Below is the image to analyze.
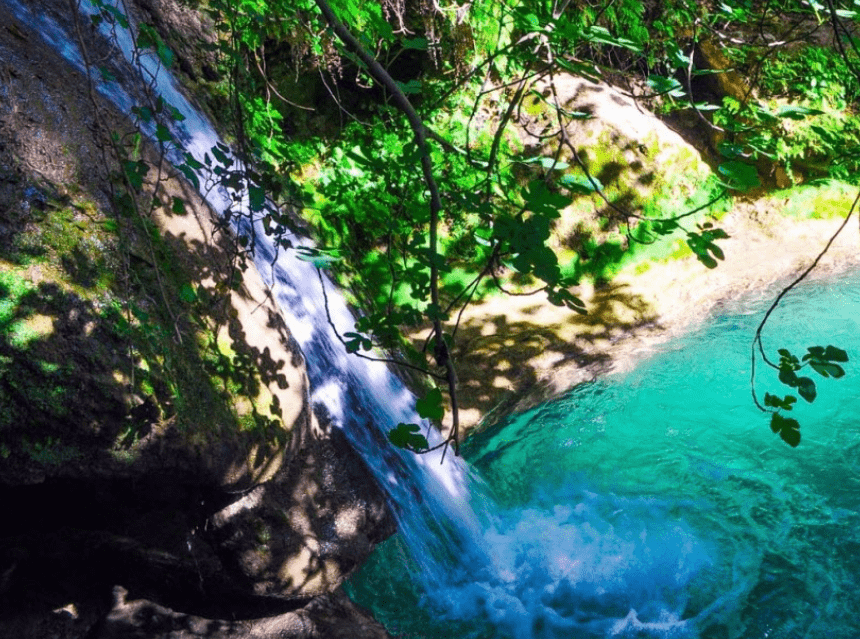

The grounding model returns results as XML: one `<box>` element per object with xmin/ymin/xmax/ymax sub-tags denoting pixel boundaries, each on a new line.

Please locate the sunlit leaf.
<box><xmin>520</xmin><ymin>156</ymin><xmax>570</xmax><ymax>170</ymax></box>
<box><xmin>559</xmin><ymin>173</ymin><xmax>602</xmax><ymax>194</ymax></box>
<box><xmin>777</xmin><ymin>105</ymin><xmax>824</xmax><ymax>120</ymax></box>
<box><xmin>647</xmin><ymin>75</ymin><xmax>686</xmax><ymax>98</ymax></box>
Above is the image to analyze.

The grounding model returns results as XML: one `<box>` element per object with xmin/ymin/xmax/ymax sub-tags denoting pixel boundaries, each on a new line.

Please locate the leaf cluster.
<box><xmin>763</xmin><ymin>345</ymin><xmax>848</xmax><ymax>446</ymax></box>
<box><xmin>102</xmin><ymin>0</ymin><xmax>860</xmax><ymax>453</ymax></box>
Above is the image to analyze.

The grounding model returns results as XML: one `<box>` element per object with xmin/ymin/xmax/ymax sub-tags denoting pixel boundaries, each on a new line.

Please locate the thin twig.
<box><xmin>750</xmin><ymin>189</ymin><xmax>860</xmax><ymax>411</ymax></box>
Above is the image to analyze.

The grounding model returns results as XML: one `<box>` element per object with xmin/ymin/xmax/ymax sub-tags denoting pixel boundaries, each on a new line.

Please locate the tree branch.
<box><xmin>313</xmin><ymin>0</ymin><xmax>461</xmax><ymax>454</ymax></box>
<box><xmin>750</xmin><ymin>189</ymin><xmax>860</xmax><ymax>411</ymax></box>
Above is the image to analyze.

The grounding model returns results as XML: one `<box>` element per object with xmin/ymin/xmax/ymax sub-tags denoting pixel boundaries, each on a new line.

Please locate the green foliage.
<box><xmin>770</xmin><ymin>412</ymin><xmax>801</xmax><ymax>447</ymax></box>
<box><xmin>88</xmin><ymin>0</ymin><xmax>859</xmax><ymax>450</ymax></box>
<box><xmin>137</xmin><ymin>23</ymin><xmax>175</xmax><ymax>68</ymax></box>
<box><xmin>757</xmin><ymin>45</ymin><xmax>860</xmax><ymax>108</ymax></box>
<box><xmin>388</xmin><ymin>423</ymin><xmax>429</xmax><ymax>452</ymax></box>
<box><xmin>761</xmin><ymin>345</ymin><xmax>849</xmax><ymax>446</ymax></box>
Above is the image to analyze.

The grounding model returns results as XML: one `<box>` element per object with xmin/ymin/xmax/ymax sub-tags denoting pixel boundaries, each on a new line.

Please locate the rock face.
<box><xmin>0</xmin><ymin>1</ymin><xmax>394</xmax><ymax>637</ymax></box>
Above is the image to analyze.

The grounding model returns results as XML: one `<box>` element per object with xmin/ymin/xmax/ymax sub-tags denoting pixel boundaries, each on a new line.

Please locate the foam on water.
<box><xmin>347</xmin><ymin>269</ymin><xmax>860</xmax><ymax>638</ymax></box>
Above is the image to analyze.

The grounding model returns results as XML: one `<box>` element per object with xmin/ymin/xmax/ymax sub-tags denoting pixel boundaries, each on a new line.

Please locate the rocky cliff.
<box><xmin>0</xmin><ymin>1</ymin><xmax>394</xmax><ymax>636</ymax></box>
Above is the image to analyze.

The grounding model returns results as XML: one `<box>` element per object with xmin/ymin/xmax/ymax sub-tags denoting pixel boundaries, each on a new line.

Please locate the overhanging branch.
<box><xmin>313</xmin><ymin>0</ymin><xmax>461</xmax><ymax>454</ymax></box>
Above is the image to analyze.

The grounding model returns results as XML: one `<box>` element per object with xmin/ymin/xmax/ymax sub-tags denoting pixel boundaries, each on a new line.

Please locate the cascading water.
<box><xmin>6</xmin><ymin>0</ymin><xmax>491</xmax><ymax>598</ymax></box>
<box><xmin>12</xmin><ymin>3</ymin><xmax>860</xmax><ymax>637</ymax></box>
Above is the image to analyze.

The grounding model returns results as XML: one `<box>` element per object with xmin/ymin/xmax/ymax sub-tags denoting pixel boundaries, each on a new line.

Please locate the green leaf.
<box><xmin>717</xmin><ymin>161</ymin><xmax>760</xmax><ymax>191</ymax></box>
<box><xmin>396</xmin><ymin>79</ymin><xmax>422</xmax><ymax>95</ymax></box>
<box><xmin>824</xmin><ymin>345</ymin><xmax>849</xmax><ymax>362</ymax></box>
<box><xmin>796</xmin><ymin>376</ymin><xmax>817</xmax><ymax>403</ymax></box>
<box><xmin>647</xmin><ymin>75</ymin><xmax>686</xmax><ymax>98</ymax></box>
<box><xmin>780</xmin><ymin>425</ymin><xmax>801</xmax><ymax>447</ymax></box>
<box><xmin>98</xmin><ymin>66</ymin><xmax>117</xmax><ymax>83</ymax></box>
<box><xmin>132</xmin><ymin>105</ymin><xmax>153</xmax><ymax>123</ymax></box>
<box><xmin>776</xmin><ymin>105</ymin><xmax>824</xmax><ymax>120</ymax></box>
<box><xmin>179</xmin><ymin>283</ymin><xmax>197</xmax><ymax>303</ymax></box>
<box><xmin>168</xmin><ymin>106</ymin><xmax>185</xmax><ymax>123</ymax></box>
<box><xmin>520</xmin><ymin>156</ymin><xmax>570</xmax><ymax>170</ymax></box>
<box><xmin>249</xmin><ymin>185</ymin><xmax>266</xmax><ymax>212</ymax></box>
<box><xmin>764</xmin><ymin>393</ymin><xmax>797</xmax><ymax>410</ymax></box>
<box><xmin>388</xmin><ymin>423</ymin><xmax>429</xmax><ymax>451</ymax></box>
<box><xmin>295</xmin><ymin>247</ymin><xmax>340</xmax><ymax>267</ymax></box>
<box><xmin>770</xmin><ymin>413</ymin><xmax>801</xmax><ymax>447</ymax></box>
<box><xmin>183</xmin><ymin>153</ymin><xmax>204</xmax><ymax>170</ymax></box>
<box><xmin>779</xmin><ymin>366</ymin><xmax>799</xmax><ymax>386</ymax></box>
<box><xmin>155</xmin><ymin>123</ymin><xmax>172</xmax><ymax>143</ymax></box>
<box><xmin>211</xmin><ymin>145</ymin><xmax>233</xmax><ymax>168</ymax></box>
<box><xmin>122</xmin><ymin>160</ymin><xmax>148</xmax><ymax>191</ymax></box>
<box><xmin>171</xmin><ymin>197</ymin><xmax>186</xmax><ymax>214</ymax></box>
<box><xmin>559</xmin><ymin>173</ymin><xmax>602</xmax><ymax>194</ymax></box>
<box><xmin>178</xmin><ymin>163</ymin><xmax>200</xmax><ymax>190</ymax></box>
<box><xmin>156</xmin><ymin>40</ymin><xmax>174</xmax><ymax>68</ymax></box>
<box><xmin>402</xmin><ymin>36</ymin><xmax>428</xmax><ymax>50</ymax></box>
<box><xmin>717</xmin><ymin>142</ymin><xmax>746</xmax><ymax>160</ymax></box>
<box><xmin>138</xmin><ymin>23</ymin><xmax>174</xmax><ymax>68</ymax></box>
<box><xmin>809</xmin><ymin>361</ymin><xmax>845</xmax><ymax>378</ymax></box>
<box><xmin>584</xmin><ymin>25</ymin><xmax>641</xmax><ymax>52</ymax></box>
<box><xmin>416</xmin><ymin>388</ymin><xmax>444</xmax><ymax>421</ymax></box>
<box><xmin>803</xmin><ymin>344</ymin><xmax>848</xmax><ymax>377</ymax></box>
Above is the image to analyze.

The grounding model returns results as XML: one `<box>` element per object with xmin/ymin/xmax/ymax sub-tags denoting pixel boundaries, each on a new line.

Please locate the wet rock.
<box><xmin>96</xmin><ymin>586</ymin><xmax>391</xmax><ymax>639</ymax></box>
<box><xmin>0</xmin><ymin>2</ymin><xmax>396</xmax><ymax>637</ymax></box>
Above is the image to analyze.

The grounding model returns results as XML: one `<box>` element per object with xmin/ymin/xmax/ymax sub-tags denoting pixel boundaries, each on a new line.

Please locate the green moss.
<box><xmin>778</xmin><ymin>180</ymin><xmax>857</xmax><ymax>220</ymax></box>
<box><xmin>0</xmin><ymin>271</ymin><xmax>33</xmax><ymax>323</ymax></box>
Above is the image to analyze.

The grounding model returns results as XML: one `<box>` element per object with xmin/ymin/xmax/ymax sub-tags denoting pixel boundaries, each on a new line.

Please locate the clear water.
<box><xmin>347</xmin><ymin>270</ymin><xmax>860</xmax><ymax>639</ymax></box>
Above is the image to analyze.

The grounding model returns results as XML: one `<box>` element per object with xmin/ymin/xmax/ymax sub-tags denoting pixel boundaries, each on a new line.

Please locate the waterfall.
<box><xmin>9</xmin><ymin>4</ymin><xmax>787</xmax><ymax>637</ymax></box>
<box><xmin>8</xmin><ymin>0</ymin><xmax>491</xmax><ymax>599</ymax></box>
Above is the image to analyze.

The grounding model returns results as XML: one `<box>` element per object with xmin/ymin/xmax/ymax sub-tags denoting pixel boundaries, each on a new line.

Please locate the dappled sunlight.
<box><xmin>435</xmin><ymin>279</ymin><xmax>661</xmax><ymax>430</ymax></box>
<box><xmin>437</xmin><ymin>181</ymin><xmax>860</xmax><ymax>437</ymax></box>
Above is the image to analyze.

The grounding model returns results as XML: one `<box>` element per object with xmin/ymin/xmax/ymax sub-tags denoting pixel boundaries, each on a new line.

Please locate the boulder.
<box><xmin>0</xmin><ymin>2</ymin><xmax>394</xmax><ymax>637</ymax></box>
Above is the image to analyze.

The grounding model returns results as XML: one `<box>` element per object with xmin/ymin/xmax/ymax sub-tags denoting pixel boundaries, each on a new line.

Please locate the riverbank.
<box><xmin>448</xmin><ymin>186</ymin><xmax>860</xmax><ymax>436</ymax></box>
